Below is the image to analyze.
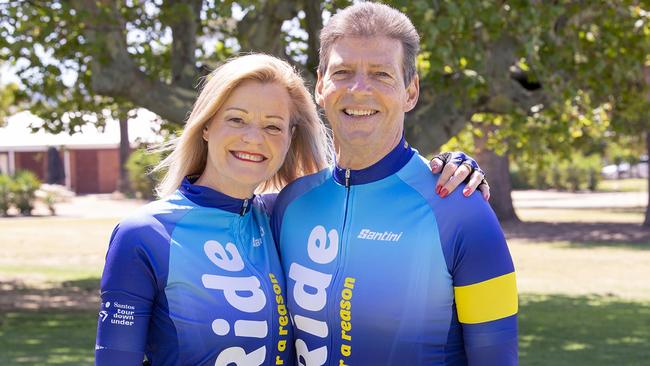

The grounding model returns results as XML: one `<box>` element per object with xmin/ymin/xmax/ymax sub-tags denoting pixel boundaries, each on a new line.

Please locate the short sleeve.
<box><xmin>95</xmin><ymin>222</ymin><xmax>158</xmax><ymax>365</ymax></box>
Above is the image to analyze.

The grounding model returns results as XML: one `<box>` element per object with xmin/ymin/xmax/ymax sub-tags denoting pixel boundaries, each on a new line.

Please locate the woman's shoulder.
<box><xmin>112</xmin><ymin>192</ymin><xmax>194</xmax><ymax>242</ymax></box>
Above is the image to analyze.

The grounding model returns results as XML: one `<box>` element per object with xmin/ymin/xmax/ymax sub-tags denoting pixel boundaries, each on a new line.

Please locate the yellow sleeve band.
<box><xmin>454</xmin><ymin>272</ymin><xmax>518</xmax><ymax>324</ymax></box>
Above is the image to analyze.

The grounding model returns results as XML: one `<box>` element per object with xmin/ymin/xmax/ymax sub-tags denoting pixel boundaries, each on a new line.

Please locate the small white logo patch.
<box><xmin>357</xmin><ymin>229</ymin><xmax>402</xmax><ymax>242</ymax></box>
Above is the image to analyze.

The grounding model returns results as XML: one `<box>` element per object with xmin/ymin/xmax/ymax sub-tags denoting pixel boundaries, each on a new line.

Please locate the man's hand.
<box><xmin>429</xmin><ymin>152</ymin><xmax>490</xmax><ymax>200</ymax></box>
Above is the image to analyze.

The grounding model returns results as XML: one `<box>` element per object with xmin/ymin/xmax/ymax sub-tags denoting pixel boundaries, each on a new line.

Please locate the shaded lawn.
<box><xmin>519</xmin><ymin>294</ymin><xmax>650</xmax><ymax>366</ymax></box>
<box><xmin>1</xmin><ymin>295</ymin><xmax>648</xmax><ymax>365</ymax></box>
<box><xmin>0</xmin><ymin>311</ymin><xmax>97</xmax><ymax>365</ymax></box>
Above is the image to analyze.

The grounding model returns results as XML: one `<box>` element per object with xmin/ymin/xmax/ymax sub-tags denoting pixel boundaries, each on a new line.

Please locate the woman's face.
<box><xmin>201</xmin><ymin>80</ymin><xmax>293</xmax><ymax>196</ymax></box>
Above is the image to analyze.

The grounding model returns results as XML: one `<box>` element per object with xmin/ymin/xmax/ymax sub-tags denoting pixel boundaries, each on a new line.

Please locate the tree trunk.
<box><xmin>643</xmin><ymin>66</ymin><xmax>650</xmax><ymax>226</ymax></box>
<box><xmin>643</xmin><ymin>131</ymin><xmax>650</xmax><ymax>227</ymax></box>
<box><xmin>474</xmin><ymin>124</ymin><xmax>520</xmax><ymax>222</ymax></box>
<box><xmin>117</xmin><ymin>115</ymin><xmax>131</xmax><ymax>194</ymax></box>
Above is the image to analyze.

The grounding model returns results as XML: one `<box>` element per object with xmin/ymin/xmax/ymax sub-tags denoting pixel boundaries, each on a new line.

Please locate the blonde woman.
<box><xmin>94</xmin><ymin>54</ymin><xmax>484</xmax><ymax>366</ymax></box>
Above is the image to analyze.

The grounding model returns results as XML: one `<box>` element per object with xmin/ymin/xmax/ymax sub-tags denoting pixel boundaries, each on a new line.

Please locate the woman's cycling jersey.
<box><xmin>271</xmin><ymin>138</ymin><xmax>518</xmax><ymax>366</ymax></box>
<box><xmin>95</xmin><ymin>178</ymin><xmax>293</xmax><ymax>366</ymax></box>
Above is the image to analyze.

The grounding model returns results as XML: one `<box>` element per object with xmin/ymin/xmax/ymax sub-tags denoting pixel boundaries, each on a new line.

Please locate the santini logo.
<box><xmin>357</xmin><ymin>229</ymin><xmax>403</xmax><ymax>242</ymax></box>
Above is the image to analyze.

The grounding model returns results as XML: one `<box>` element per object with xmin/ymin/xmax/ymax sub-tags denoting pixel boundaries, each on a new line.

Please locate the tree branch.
<box><xmin>73</xmin><ymin>0</ymin><xmax>195</xmax><ymax>124</ymax></box>
<box><xmin>237</xmin><ymin>0</ymin><xmax>297</xmax><ymax>57</ymax></box>
<box><xmin>405</xmin><ymin>78</ymin><xmax>476</xmax><ymax>154</ymax></box>
<box><xmin>302</xmin><ymin>0</ymin><xmax>322</xmax><ymax>79</ymax></box>
<box><xmin>164</xmin><ymin>0</ymin><xmax>202</xmax><ymax>89</ymax></box>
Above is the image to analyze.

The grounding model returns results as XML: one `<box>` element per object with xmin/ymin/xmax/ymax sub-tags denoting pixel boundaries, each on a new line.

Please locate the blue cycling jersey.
<box><xmin>272</xmin><ymin>138</ymin><xmax>518</xmax><ymax>366</ymax></box>
<box><xmin>95</xmin><ymin>178</ymin><xmax>293</xmax><ymax>366</ymax></box>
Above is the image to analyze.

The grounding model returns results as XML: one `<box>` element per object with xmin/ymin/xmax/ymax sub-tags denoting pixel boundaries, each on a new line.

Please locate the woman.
<box><xmin>95</xmin><ymin>54</ymin><xmax>484</xmax><ymax>365</ymax></box>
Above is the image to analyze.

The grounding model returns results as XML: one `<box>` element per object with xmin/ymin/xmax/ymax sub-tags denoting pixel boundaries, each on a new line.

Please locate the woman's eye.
<box><xmin>265</xmin><ymin>125</ymin><xmax>283</xmax><ymax>135</ymax></box>
<box><xmin>375</xmin><ymin>71</ymin><xmax>391</xmax><ymax>78</ymax></box>
<box><xmin>333</xmin><ymin>69</ymin><xmax>350</xmax><ymax>76</ymax></box>
<box><xmin>227</xmin><ymin>117</ymin><xmax>245</xmax><ymax>125</ymax></box>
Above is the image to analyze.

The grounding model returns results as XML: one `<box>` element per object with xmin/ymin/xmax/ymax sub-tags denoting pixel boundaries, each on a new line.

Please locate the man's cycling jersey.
<box><xmin>271</xmin><ymin>138</ymin><xmax>518</xmax><ymax>366</ymax></box>
<box><xmin>95</xmin><ymin>178</ymin><xmax>293</xmax><ymax>366</ymax></box>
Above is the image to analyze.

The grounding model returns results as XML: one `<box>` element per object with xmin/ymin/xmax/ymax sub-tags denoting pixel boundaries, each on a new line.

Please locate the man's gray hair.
<box><xmin>318</xmin><ymin>2</ymin><xmax>420</xmax><ymax>86</ymax></box>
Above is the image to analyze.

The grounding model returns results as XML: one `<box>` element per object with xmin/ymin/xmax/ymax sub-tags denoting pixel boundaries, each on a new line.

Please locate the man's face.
<box><xmin>315</xmin><ymin>36</ymin><xmax>419</xmax><ymax>154</ymax></box>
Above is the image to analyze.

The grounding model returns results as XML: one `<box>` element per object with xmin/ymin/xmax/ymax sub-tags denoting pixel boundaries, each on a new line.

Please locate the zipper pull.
<box><xmin>345</xmin><ymin>169</ymin><xmax>351</xmax><ymax>188</ymax></box>
<box><xmin>240</xmin><ymin>198</ymin><xmax>249</xmax><ymax>216</ymax></box>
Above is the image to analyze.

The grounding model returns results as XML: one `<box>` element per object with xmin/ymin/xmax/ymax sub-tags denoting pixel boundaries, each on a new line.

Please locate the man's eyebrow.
<box><xmin>369</xmin><ymin>63</ymin><xmax>396</xmax><ymax>69</ymax></box>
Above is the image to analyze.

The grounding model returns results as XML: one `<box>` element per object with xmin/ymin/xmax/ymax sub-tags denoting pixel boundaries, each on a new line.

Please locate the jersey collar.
<box><xmin>333</xmin><ymin>135</ymin><xmax>415</xmax><ymax>186</ymax></box>
<box><xmin>179</xmin><ymin>176</ymin><xmax>254</xmax><ymax>214</ymax></box>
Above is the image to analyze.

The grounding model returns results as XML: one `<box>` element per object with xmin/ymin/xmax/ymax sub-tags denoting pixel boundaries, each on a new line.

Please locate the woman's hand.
<box><xmin>429</xmin><ymin>151</ymin><xmax>490</xmax><ymax>200</ymax></box>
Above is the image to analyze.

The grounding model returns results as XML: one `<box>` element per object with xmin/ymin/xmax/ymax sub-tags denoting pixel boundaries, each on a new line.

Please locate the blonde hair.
<box><xmin>154</xmin><ymin>54</ymin><xmax>333</xmax><ymax>197</ymax></box>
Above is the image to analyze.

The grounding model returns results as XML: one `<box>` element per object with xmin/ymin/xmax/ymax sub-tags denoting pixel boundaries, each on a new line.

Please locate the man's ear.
<box><xmin>404</xmin><ymin>74</ymin><xmax>419</xmax><ymax>113</ymax></box>
<box><xmin>315</xmin><ymin>69</ymin><xmax>325</xmax><ymax>108</ymax></box>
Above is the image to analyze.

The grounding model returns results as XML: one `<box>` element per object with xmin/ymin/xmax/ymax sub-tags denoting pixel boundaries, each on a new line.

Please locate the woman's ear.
<box><xmin>202</xmin><ymin>125</ymin><xmax>209</xmax><ymax>142</ymax></box>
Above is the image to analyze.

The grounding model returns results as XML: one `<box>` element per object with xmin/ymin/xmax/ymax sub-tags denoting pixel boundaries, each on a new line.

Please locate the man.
<box><xmin>272</xmin><ymin>3</ymin><xmax>518</xmax><ymax>365</ymax></box>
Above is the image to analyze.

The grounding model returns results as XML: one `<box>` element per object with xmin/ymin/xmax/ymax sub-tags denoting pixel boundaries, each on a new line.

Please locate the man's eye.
<box><xmin>333</xmin><ymin>70</ymin><xmax>350</xmax><ymax>76</ymax></box>
<box><xmin>374</xmin><ymin>71</ymin><xmax>391</xmax><ymax>78</ymax></box>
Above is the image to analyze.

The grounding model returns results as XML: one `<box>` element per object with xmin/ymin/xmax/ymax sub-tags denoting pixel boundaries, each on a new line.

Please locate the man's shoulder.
<box><xmin>271</xmin><ymin>167</ymin><xmax>332</xmax><ymax>232</ymax></box>
<box><xmin>277</xmin><ymin>167</ymin><xmax>332</xmax><ymax>205</ymax></box>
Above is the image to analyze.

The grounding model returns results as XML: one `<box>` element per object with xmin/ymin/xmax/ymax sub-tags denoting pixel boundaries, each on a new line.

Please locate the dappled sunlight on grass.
<box><xmin>0</xmin><ymin>311</ymin><xmax>97</xmax><ymax>365</ymax></box>
<box><xmin>520</xmin><ymin>294</ymin><xmax>650</xmax><ymax>365</ymax></box>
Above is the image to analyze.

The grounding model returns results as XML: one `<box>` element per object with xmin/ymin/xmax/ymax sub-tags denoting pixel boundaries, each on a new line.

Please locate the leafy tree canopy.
<box><xmin>0</xmin><ymin>0</ymin><xmax>648</xmax><ymax>154</ymax></box>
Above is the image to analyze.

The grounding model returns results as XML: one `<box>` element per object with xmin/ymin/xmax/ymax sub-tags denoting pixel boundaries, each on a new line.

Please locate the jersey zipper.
<box><xmin>328</xmin><ymin>168</ymin><xmax>352</xmax><ymax>364</ymax></box>
<box><xmin>234</xmin><ymin>201</ymin><xmax>276</xmax><ymax>362</ymax></box>
<box><xmin>239</xmin><ymin>198</ymin><xmax>249</xmax><ymax>216</ymax></box>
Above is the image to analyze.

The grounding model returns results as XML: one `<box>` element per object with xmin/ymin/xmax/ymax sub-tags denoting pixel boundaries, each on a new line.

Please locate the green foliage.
<box><xmin>511</xmin><ymin>153</ymin><xmax>602</xmax><ymax>192</ymax></box>
<box><xmin>0</xmin><ymin>82</ymin><xmax>22</xmax><ymax>126</ymax></box>
<box><xmin>10</xmin><ymin>170</ymin><xmax>42</xmax><ymax>215</ymax></box>
<box><xmin>126</xmin><ymin>148</ymin><xmax>163</xmax><ymax>200</ymax></box>
<box><xmin>0</xmin><ymin>174</ymin><xmax>11</xmax><ymax>215</ymax></box>
<box><xmin>1</xmin><ymin>0</ymin><xmax>649</xmax><ymax>165</ymax></box>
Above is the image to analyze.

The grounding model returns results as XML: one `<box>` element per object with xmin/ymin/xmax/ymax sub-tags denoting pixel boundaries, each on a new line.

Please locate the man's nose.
<box><xmin>349</xmin><ymin>73</ymin><xmax>372</xmax><ymax>94</ymax></box>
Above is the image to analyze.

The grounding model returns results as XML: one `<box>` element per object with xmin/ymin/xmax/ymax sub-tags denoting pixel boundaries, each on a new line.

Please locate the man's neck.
<box><xmin>336</xmin><ymin>134</ymin><xmax>402</xmax><ymax>170</ymax></box>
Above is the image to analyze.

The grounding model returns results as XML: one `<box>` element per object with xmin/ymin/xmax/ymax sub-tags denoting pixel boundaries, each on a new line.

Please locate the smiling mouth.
<box><xmin>343</xmin><ymin>108</ymin><xmax>379</xmax><ymax>117</ymax></box>
<box><xmin>230</xmin><ymin>151</ymin><xmax>267</xmax><ymax>162</ymax></box>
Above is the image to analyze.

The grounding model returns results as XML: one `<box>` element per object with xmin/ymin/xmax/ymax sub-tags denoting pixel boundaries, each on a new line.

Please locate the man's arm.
<box><xmin>437</xmin><ymin>192</ymin><xmax>518</xmax><ymax>365</ymax></box>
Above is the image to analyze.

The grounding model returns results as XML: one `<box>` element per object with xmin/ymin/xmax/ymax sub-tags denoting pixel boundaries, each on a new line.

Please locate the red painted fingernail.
<box><xmin>440</xmin><ymin>188</ymin><xmax>449</xmax><ymax>197</ymax></box>
<box><xmin>463</xmin><ymin>188</ymin><xmax>470</xmax><ymax>196</ymax></box>
<box><xmin>435</xmin><ymin>185</ymin><xmax>441</xmax><ymax>195</ymax></box>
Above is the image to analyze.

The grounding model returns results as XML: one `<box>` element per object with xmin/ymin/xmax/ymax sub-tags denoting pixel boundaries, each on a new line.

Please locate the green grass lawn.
<box><xmin>516</xmin><ymin>206</ymin><xmax>645</xmax><ymax>223</ymax></box>
<box><xmin>519</xmin><ymin>294</ymin><xmax>650</xmax><ymax>365</ymax></box>
<box><xmin>1</xmin><ymin>295</ymin><xmax>648</xmax><ymax>366</ymax></box>
<box><xmin>597</xmin><ymin>178</ymin><xmax>647</xmax><ymax>192</ymax></box>
<box><xmin>0</xmin><ymin>311</ymin><xmax>97</xmax><ymax>365</ymax></box>
<box><xmin>0</xmin><ymin>217</ymin><xmax>116</xmax><ymax>283</ymax></box>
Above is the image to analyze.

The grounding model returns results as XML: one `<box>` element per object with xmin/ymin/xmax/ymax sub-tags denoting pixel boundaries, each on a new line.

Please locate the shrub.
<box><xmin>0</xmin><ymin>174</ymin><xmax>12</xmax><ymax>216</ymax></box>
<box><xmin>126</xmin><ymin>148</ymin><xmax>163</xmax><ymax>200</ymax></box>
<box><xmin>510</xmin><ymin>153</ymin><xmax>602</xmax><ymax>191</ymax></box>
<box><xmin>10</xmin><ymin>170</ymin><xmax>41</xmax><ymax>215</ymax></box>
